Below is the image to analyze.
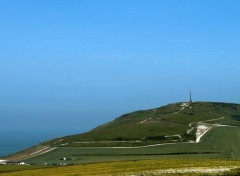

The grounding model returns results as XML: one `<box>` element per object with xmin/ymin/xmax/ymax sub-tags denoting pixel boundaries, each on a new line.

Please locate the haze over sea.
<box><xmin>1</xmin><ymin>1</ymin><xmax>240</xmax><ymax>157</ymax></box>
<box><xmin>0</xmin><ymin>129</ymin><xmax>86</xmax><ymax>157</ymax></box>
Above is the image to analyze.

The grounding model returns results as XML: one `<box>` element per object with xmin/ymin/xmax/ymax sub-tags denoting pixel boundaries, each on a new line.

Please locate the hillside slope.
<box><xmin>48</xmin><ymin>102</ymin><xmax>240</xmax><ymax>147</ymax></box>
<box><xmin>5</xmin><ymin>101</ymin><xmax>240</xmax><ymax>162</ymax></box>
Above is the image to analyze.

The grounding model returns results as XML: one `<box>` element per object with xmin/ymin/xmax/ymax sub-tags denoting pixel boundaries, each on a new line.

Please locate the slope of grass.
<box><xmin>49</xmin><ymin>102</ymin><xmax>240</xmax><ymax>147</ymax></box>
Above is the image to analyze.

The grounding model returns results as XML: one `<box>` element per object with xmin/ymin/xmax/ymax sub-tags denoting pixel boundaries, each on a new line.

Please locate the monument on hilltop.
<box><xmin>189</xmin><ymin>91</ymin><xmax>192</xmax><ymax>103</ymax></box>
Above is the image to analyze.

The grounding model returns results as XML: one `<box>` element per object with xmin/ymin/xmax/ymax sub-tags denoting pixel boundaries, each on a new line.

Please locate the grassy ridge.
<box><xmin>1</xmin><ymin>159</ymin><xmax>240</xmax><ymax>176</ymax></box>
<box><xmin>50</xmin><ymin>102</ymin><xmax>240</xmax><ymax>147</ymax></box>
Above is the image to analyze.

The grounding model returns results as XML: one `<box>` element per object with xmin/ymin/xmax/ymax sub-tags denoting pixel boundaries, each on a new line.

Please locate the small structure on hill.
<box><xmin>18</xmin><ymin>162</ymin><xmax>27</xmax><ymax>165</ymax></box>
<box><xmin>189</xmin><ymin>91</ymin><xmax>192</xmax><ymax>103</ymax></box>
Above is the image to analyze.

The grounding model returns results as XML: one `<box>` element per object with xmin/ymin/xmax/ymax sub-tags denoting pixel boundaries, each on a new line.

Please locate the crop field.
<box><xmin>1</xmin><ymin>159</ymin><xmax>240</xmax><ymax>176</ymax></box>
<box><xmin>0</xmin><ymin>165</ymin><xmax>49</xmax><ymax>174</ymax></box>
<box><xmin>23</xmin><ymin>126</ymin><xmax>240</xmax><ymax>164</ymax></box>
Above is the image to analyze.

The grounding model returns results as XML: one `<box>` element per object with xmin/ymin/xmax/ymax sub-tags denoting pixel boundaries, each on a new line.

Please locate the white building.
<box><xmin>18</xmin><ymin>162</ymin><xmax>26</xmax><ymax>165</ymax></box>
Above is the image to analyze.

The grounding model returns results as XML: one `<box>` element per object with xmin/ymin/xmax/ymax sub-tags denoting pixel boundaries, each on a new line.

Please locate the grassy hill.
<box><xmin>48</xmin><ymin>102</ymin><xmax>240</xmax><ymax>147</ymax></box>
<box><xmin>5</xmin><ymin>101</ymin><xmax>240</xmax><ymax>163</ymax></box>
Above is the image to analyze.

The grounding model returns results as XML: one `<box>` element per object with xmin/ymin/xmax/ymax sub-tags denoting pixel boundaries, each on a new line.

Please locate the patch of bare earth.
<box><xmin>124</xmin><ymin>166</ymin><xmax>239</xmax><ymax>176</ymax></box>
<box><xmin>5</xmin><ymin>145</ymin><xmax>55</xmax><ymax>161</ymax></box>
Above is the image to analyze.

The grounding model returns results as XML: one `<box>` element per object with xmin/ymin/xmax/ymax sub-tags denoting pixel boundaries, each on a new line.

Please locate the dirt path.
<box><xmin>6</xmin><ymin>146</ymin><xmax>56</xmax><ymax>161</ymax></box>
<box><xmin>174</xmin><ymin>103</ymin><xmax>192</xmax><ymax>114</ymax></box>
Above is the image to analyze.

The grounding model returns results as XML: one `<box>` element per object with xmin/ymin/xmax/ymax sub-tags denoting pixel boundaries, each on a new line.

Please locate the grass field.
<box><xmin>0</xmin><ymin>165</ymin><xmax>50</xmax><ymax>174</ymax></box>
<box><xmin>23</xmin><ymin>126</ymin><xmax>240</xmax><ymax>165</ymax></box>
<box><xmin>1</xmin><ymin>159</ymin><xmax>240</xmax><ymax>176</ymax></box>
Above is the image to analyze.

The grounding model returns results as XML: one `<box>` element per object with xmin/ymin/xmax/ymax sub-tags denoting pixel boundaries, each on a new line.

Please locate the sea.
<box><xmin>0</xmin><ymin>129</ymin><xmax>81</xmax><ymax>158</ymax></box>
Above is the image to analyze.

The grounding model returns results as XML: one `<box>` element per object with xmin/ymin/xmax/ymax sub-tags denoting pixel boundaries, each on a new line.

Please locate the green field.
<box><xmin>0</xmin><ymin>165</ymin><xmax>50</xmax><ymax>174</ymax></box>
<box><xmin>23</xmin><ymin>126</ymin><xmax>240</xmax><ymax>164</ymax></box>
<box><xmin>1</xmin><ymin>159</ymin><xmax>240</xmax><ymax>176</ymax></box>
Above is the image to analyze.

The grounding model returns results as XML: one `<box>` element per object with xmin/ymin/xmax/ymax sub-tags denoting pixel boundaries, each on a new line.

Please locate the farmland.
<box><xmin>1</xmin><ymin>159</ymin><xmax>240</xmax><ymax>176</ymax></box>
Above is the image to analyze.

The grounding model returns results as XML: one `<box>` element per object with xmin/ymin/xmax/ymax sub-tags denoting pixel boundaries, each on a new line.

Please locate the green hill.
<box><xmin>6</xmin><ymin>101</ymin><xmax>240</xmax><ymax>163</ymax></box>
<box><xmin>47</xmin><ymin>102</ymin><xmax>240</xmax><ymax>147</ymax></box>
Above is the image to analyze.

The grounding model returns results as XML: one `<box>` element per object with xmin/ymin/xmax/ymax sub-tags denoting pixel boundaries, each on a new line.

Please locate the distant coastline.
<box><xmin>0</xmin><ymin>129</ymin><xmax>80</xmax><ymax>157</ymax></box>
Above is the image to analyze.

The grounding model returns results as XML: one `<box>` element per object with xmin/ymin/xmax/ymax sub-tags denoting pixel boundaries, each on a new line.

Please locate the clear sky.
<box><xmin>1</xmin><ymin>0</ymin><xmax>240</xmax><ymax>137</ymax></box>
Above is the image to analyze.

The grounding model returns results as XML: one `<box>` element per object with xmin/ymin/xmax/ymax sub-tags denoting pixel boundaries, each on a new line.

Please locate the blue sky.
<box><xmin>0</xmin><ymin>0</ymin><xmax>240</xmax><ymax>138</ymax></box>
